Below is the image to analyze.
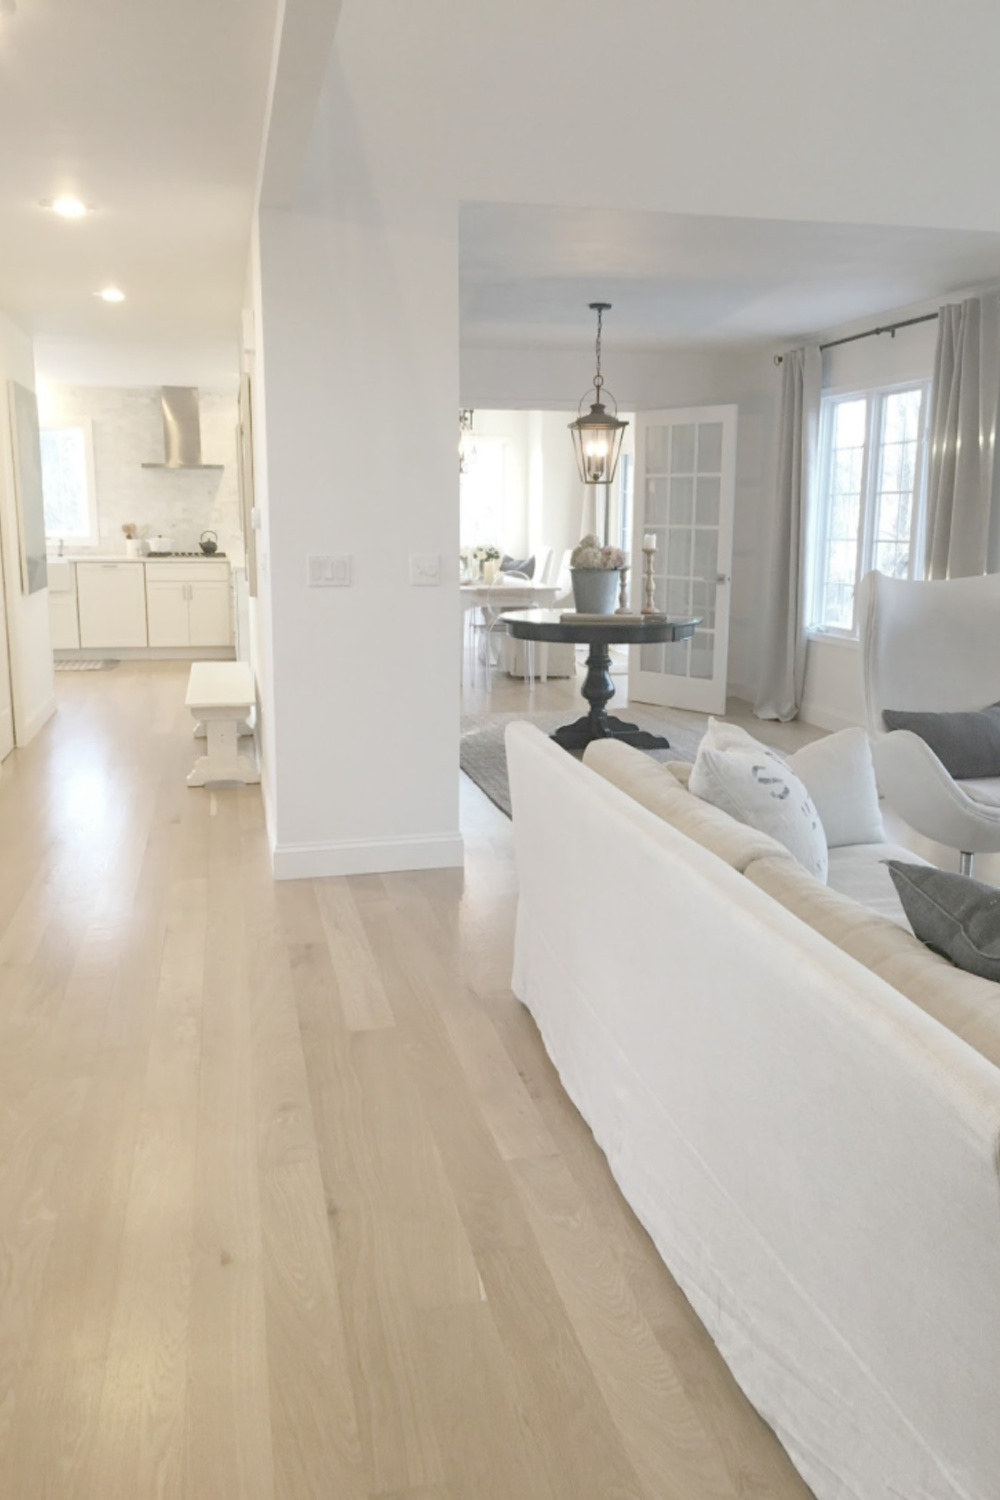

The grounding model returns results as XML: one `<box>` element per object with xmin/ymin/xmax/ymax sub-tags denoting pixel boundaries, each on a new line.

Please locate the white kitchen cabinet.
<box><xmin>188</xmin><ymin>581</ymin><xmax>232</xmax><ymax>646</ymax></box>
<box><xmin>47</xmin><ymin>560</ymin><xmax>80</xmax><ymax>649</ymax></box>
<box><xmin>146</xmin><ymin>580</ymin><xmax>191</xmax><ymax>647</ymax></box>
<box><xmin>76</xmin><ymin>562</ymin><xmax>148</xmax><ymax>648</ymax></box>
<box><xmin>144</xmin><ymin>562</ymin><xmax>232</xmax><ymax>648</ymax></box>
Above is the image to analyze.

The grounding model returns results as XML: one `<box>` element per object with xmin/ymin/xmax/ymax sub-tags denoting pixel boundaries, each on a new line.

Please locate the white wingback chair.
<box><xmin>858</xmin><ymin>569</ymin><xmax>1000</xmax><ymax>872</ymax></box>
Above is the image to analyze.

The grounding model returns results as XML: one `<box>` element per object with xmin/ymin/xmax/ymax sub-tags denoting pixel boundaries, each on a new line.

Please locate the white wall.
<box><xmin>800</xmin><ymin>311</ymin><xmax>938</xmax><ymax>729</ymax></box>
<box><xmin>252</xmin><ymin>0</ymin><xmax>1000</xmax><ymax>875</ymax></box>
<box><xmin>38</xmin><ymin>384</ymin><xmax>242</xmax><ymax>558</ymax></box>
<box><xmin>0</xmin><ymin>309</ymin><xmax>55</xmax><ymax>746</ymax></box>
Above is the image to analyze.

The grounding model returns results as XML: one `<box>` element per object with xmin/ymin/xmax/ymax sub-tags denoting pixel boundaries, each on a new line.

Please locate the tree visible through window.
<box><xmin>809</xmin><ymin>383</ymin><xmax>928</xmax><ymax>635</ymax></box>
<box><xmin>40</xmin><ymin>425</ymin><xmax>94</xmax><ymax>541</ymax></box>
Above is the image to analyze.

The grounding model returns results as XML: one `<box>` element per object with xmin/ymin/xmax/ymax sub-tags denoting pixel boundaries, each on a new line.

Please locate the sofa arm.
<box><xmin>872</xmin><ymin>730</ymin><xmax>1000</xmax><ymax>854</ymax></box>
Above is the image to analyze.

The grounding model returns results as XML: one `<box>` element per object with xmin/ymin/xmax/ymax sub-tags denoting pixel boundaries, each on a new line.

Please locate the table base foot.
<box><xmin>551</xmin><ymin>714</ymin><xmax>671</xmax><ymax>753</ymax></box>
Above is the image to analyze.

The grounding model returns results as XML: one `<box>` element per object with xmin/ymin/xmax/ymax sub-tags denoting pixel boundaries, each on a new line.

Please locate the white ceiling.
<box><xmin>460</xmin><ymin>204</ymin><xmax>1000</xmax><ymax>350</ymax></box>
<box><xmin>0</xmin><ymin>0</ymin><xmax>278</xmax><ymax>383</ymax></box>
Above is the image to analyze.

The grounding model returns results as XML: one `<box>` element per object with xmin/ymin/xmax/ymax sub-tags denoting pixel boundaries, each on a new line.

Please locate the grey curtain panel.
<box><xmin>925</xmin><ymin>292</ymin><xmax>1000</xmax><ymax>579</ymax></box>
<box><xmin>755</xmin><ymin>345</ymin><xmax>822</xmax><ymax>722</ymax></box>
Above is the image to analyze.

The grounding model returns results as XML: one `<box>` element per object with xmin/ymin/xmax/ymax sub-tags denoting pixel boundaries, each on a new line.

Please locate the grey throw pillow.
<box><xmin>500</xmin><ymin>553</ymin><xmax>535</xmax><ymax>579</ymax></box>
<box><xmin>887</xmin><ymin>861</ymin><xmax>1000</xmax><ymax>981</ymax></box>
<box><xmin>882</xmin><ymin>704</ymin><xmax>1000</xmax><ymax>779</ymax></box>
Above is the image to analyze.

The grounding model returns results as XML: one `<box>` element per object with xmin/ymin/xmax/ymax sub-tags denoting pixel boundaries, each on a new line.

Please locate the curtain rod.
<box><xmin>772</xmin><ymin>312</ymin><xmax>939</xmax><ymax>365</ymax></box>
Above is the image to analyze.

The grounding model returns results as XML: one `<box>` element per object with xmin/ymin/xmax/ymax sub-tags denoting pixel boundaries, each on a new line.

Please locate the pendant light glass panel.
<box><xmin>569</xmin><ymin>405</ymin><xmax>627</xmax><ymax>485</ymax></box>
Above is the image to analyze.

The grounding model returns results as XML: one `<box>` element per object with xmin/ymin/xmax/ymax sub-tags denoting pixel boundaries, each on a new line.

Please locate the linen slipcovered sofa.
<box><xmin>506</xmin><ymin>721</ymin><xmax>1000</xmax><ymax>1500</ymax></box>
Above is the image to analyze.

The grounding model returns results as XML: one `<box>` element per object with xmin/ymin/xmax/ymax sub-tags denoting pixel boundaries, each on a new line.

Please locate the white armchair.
<box><xmin>857</xmin><ymin>569</ymin><xmax>1000</xmax><ymax>872</ymax></box>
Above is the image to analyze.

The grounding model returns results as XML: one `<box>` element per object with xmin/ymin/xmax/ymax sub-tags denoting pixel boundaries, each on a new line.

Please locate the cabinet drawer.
<box><xmin>144</xmin><ymin>561</ymin><xmax>230</xmax><ymax>584</ymax></box>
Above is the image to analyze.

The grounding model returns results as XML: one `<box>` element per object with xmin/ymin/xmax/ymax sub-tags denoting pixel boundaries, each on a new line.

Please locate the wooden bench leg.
<box><xmin>193</xmin><ymin>717</ymin><xmax>253</xmax><ymax>739</ymax></box>
<box><xmin>187</xmin><ymin>718</ymin><xmax>259</xmax><ymax>787</ymax></box>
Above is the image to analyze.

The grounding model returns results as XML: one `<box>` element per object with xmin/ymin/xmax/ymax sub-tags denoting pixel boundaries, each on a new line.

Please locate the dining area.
<box><xmin>460</xmin><ymin>545</ymin><xmax>576</xmax><ymax>688</ymax></box>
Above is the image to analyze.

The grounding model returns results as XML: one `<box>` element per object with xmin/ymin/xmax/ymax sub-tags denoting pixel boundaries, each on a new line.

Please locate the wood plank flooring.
<box><xmin>0</xmin><ymin>662</ymin><xmax>815</xmax><ymax>1498</ymax></box>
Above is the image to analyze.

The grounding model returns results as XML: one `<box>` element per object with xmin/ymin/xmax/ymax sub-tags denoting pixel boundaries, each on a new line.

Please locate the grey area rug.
<box><xmin>461</xmin><ymin>708</ymin><xmax>707</xmax><ymax>818</ymax></box>
<box><xmin>54</xmin><ymin>659</ymin><xmax>120</xmax><ymax>672</ymax></box>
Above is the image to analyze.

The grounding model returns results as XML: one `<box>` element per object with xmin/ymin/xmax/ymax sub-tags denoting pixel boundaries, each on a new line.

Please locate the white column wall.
<box><xmin>256</xmin><ymin>202</ymin><xmax>462</xmax><ymax>876</ymax></box>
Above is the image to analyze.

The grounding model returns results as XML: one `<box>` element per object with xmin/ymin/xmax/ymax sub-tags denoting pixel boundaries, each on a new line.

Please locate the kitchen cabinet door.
<box><xmin>77</xmin><ymin>563</ymin><xmax>148</xmax><ymax>648</ymax></box>
<box><xmin>49</xmin><ymin>592</ymin><xmax>81</xmax><ymax>649</ymax></box>
<box><xmin>188</xmin><ymin>581</ymin><xmax>232</xmax><ymax>647</ymax></box>
<box><xmin>146</xmin><ymin>581</ymin><xmax>191</xmax><ymax>648</ymax></box>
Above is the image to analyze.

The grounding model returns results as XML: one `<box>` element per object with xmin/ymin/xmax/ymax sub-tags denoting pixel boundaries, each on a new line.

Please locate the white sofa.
<box><xmin>505</xmin><ymin>722</ymin><xmax>1000</xmax><ymax>1500</ymax></box>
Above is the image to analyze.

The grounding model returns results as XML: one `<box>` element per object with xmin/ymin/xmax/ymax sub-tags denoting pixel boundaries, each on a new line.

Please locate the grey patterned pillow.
<box><xmin>500</xmin><ymin>554</ymin><xmax>535</xmax><ymax>579</ymax></box>
<box><xmin>887</xmin><ymin>861</ymin><xmax>1000</xmax><ymax>981</ymax></box>
<box><xmin>881</xmin><ymin>704</ymin><xmax>1000</xmax><ymax>779</ymax></box>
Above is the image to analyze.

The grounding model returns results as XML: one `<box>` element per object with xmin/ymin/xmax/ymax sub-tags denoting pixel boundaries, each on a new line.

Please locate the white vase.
<box><xmin>571</xmin><ymin>567</ymin><xmax>619</xmax><ymax>614</ymax></box>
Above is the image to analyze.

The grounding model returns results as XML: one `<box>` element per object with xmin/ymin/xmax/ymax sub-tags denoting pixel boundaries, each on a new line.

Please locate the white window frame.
<box><xmin>808</xmin><ymin>379</ymin><xmax>930</xmax><ymax>640</ymax></box>
<box><xmin>40</xmin><ymin>418</ymin><xmax>100</xmax><ymax>547</ymax></box>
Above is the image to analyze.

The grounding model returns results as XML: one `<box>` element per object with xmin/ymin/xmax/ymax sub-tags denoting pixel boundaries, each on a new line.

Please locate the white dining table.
<box><xmin>460</xmin><ymin>580</ymin><xmax>561</xmax><ymax>612</ymax></box>
<box><xmin>460</xmin><ymin>579</ymin><xmax>563</xmax><ymax>681</ymax></box>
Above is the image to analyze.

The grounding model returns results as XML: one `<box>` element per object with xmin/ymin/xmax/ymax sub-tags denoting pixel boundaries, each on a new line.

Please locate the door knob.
<box><xmin>716</xmin><ymin>573</ymin><xmax>730</xmax><ymax>584</ymax></box>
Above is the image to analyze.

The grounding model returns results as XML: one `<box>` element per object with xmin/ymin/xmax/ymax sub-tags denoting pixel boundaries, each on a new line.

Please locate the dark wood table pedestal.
<box><xmin>500</xmin><ymin>609</ymin><xmax>700</xmax><ymax>754</ymax></box>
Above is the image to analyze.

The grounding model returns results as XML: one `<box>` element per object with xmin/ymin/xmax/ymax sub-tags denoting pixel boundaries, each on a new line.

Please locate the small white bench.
<box><xmin>185</xmin><ymin>662</ymin><xmax>259</xmax><ymax>787</ymax></box>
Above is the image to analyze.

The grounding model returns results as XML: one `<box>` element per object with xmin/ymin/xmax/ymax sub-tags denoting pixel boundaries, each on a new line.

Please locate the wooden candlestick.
<box><xmin>641</xmin><ymin>546</ymin><xmax>657</xmax><ymax>614</ymax></box>
<box><xmin>615</xmin><ymin>564</ymin><xmax>631</xmax><ymax>614</ymax></box>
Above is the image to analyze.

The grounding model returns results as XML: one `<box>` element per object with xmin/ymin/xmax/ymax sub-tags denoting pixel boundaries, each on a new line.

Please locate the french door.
<box><xmin>628</xmin><ymin>404</ymin><xmax>737</xmax><ymax>714</ymax></box>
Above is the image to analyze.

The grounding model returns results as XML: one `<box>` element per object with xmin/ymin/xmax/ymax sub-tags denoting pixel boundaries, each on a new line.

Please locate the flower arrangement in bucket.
<box><xmin>570</xmin><ymin>535</ymin><xmax>626</xmax><ymax>614</ymax></box>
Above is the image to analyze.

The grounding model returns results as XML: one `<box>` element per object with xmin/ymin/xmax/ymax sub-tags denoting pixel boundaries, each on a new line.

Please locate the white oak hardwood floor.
<box><xmin>0</xmin><ymin>661</ymin><xmax>822</xmax><ymax>1499</ymax></box>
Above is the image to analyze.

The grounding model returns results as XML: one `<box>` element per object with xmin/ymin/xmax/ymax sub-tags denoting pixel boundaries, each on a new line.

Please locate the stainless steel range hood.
<box><xmin>141</xmin><ymin>386</ymin><xmax>224</xmax><ymax>470</ymax></box>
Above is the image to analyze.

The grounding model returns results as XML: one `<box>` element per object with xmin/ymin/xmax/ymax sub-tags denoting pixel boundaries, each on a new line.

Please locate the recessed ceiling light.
<box><xmin>50</xmin><ymin>195</ymin><xmax>88</xmax><ymax>218</ymax></box>
<box><xmin>95</xmin><ymin>286</ymin><xmax>126</xmax><ymax>303</ymax></box>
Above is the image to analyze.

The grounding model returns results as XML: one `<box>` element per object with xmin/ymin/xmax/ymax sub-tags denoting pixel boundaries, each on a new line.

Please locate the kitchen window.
<box><xmin>808</xmin><ymin>381</ymin><xmax>930</xmax><ymax>637</ymax></box>
<box><xmin>40</xmin><ymin>421</ymin><xmax>98</xmax><ymax>545</ymax></box>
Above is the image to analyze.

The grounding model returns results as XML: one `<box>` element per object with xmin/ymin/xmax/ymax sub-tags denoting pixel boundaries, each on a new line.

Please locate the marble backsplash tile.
<box><xmin>42</xmin><ymin>384</ymin><xmax>244</xmax><ymax>559</ymax></box>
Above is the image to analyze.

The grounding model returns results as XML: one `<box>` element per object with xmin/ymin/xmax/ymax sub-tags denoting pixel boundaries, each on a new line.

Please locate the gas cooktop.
<box><xmin>147</xmin><ymin>550</ymin><xmax>227</xmax><ymax>558</ymax></box>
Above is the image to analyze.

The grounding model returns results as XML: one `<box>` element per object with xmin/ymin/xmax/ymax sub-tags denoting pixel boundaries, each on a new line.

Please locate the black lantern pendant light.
<box><xmin>569</xmin><ymin>302</ymin><xmax>628</xmax><ymax>487</ymax></box>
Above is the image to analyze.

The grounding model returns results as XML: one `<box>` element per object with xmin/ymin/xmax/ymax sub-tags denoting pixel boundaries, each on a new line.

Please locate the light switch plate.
<box><xmin>410</xmin><ymin>553</ymin><xmax>441</xmax><ymax>585</ymax></box>
<box><xmin>308</xmin><ymin>554</ymin><xmax>352</xmax><ymax>587</ymax></box>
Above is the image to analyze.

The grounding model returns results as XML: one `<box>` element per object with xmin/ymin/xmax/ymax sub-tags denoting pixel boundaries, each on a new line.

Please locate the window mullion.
<box><xmin>850</xmin><ymin>395</ymin><xmax>877</xmax><ymax>632</ymax></box>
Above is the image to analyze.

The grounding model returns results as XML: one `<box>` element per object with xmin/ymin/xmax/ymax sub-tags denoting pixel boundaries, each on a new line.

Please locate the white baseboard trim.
<box><xmin>272</xmin><ymin>831</ymin><xmax>465</xmax><ymax>881</ymax></box>
<box><xmin>15</xmin><ymin>694</ymin><xmax>57</xmax><ymax>747</ymax></box>
<box><xmin>799</xmin><ymin>701</ymin><xmax>863</xmax><ymax>733</ymax></box>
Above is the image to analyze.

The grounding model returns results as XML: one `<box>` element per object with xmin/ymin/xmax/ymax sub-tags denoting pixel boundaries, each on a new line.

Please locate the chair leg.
<box><xmin>960</xmin><ymin>851</ymin><xmax>975</xmax><ymax>877</ymax></box>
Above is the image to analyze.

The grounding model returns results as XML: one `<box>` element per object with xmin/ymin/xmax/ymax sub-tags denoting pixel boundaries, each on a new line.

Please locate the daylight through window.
<box><xmin>809</xmin><ymin>383</ymin><xmax>928</xmax><ymax>636</ymax></box>
<box><xmin>40</xmin><ymin>425</ymin><xmax>94</xmax><ymax>541</ymax></box>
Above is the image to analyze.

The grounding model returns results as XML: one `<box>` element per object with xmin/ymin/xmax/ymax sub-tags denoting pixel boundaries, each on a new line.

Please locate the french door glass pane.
<box><xmin>697</xmin><ymin>422</ymin><xmax>724</xmax><ymax>472</ymax></box>
<box><xmin>646</xmin><ymin>426</ymin><xmax>669</xmax><ymax>473</ymax></box>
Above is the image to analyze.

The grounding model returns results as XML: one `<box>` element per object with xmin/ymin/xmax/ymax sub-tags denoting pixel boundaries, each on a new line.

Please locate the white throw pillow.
<box><xmin>787</xmin><ymin>728</ymin><xmax>885</xmax><ymax>849</ymax></box>
<box><xmin>689</xmin><ymin>719</ymin><xmax>828</xmax><ymax>881</ymax></box>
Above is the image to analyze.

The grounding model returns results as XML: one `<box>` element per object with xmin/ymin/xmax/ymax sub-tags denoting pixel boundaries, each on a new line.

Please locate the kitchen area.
<box><xmin>41</xmin><ymin>383</ymin><xmax>250</xmax><ymax>662</ymax></box>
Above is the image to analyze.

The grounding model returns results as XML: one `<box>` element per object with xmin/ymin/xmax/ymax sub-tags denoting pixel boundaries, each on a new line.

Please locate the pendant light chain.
<box><xmin>594</xmin><ymin>304</ymin><xmax>604</xmax><ymax>396</ymax></box>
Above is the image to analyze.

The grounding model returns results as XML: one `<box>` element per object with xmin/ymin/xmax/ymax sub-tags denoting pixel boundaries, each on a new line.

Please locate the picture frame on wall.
<box><xmin>7</xmin><ymin>381</ymin><xmax>48</xmax><ymax>595</ymax></box>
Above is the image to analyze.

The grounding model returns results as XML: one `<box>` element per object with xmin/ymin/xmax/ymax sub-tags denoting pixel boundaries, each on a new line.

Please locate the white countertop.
<box><xmin>51</xmin><ymin>552</ymin><xmax>230</xmax><ymax>564</ymax></box>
